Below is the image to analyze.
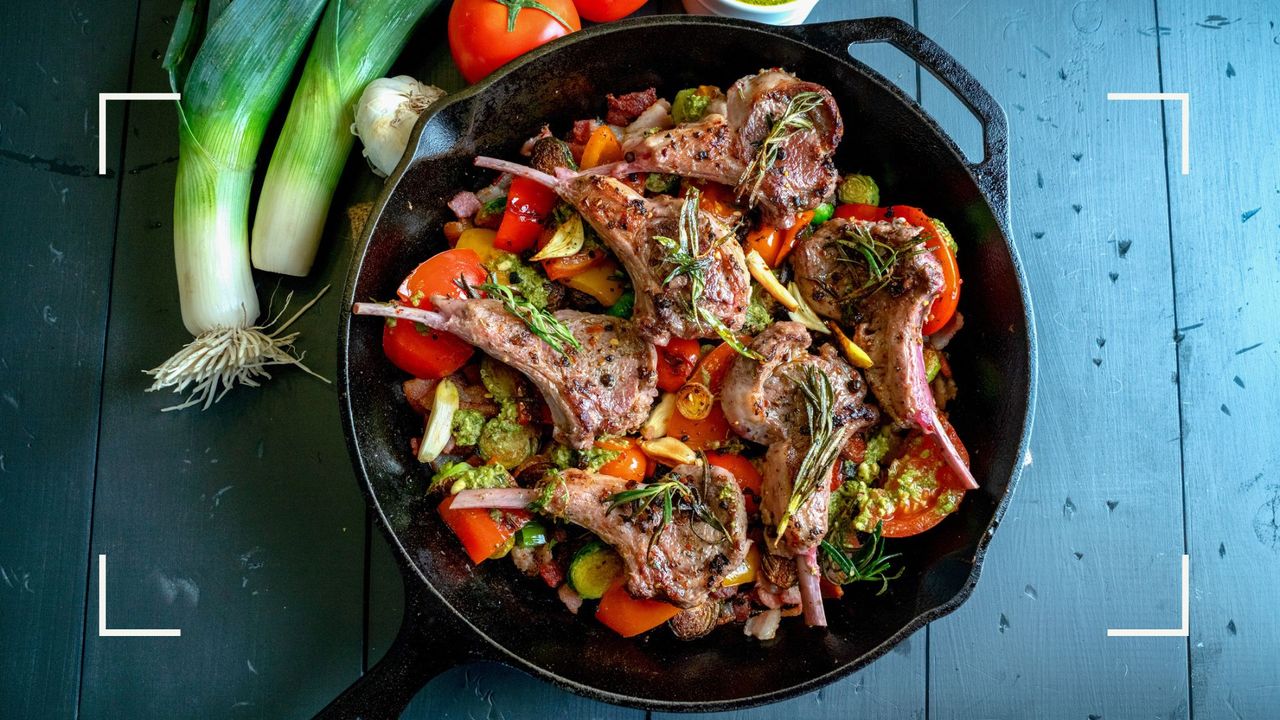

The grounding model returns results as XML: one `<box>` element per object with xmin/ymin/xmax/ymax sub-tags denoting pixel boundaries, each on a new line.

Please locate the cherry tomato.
<box><xmin>496</xmin><ymin>176</ymin><xmax>560</xmax><ymax>253</ymax></box>
<box><xmin>596</xmin><ymin>438</ymin><xmax>647</xmax><ymax>482</ymax></box>
<box><xmin>707</xmin><ymin>452</ymin><xmax>762</xmax><ymax>514</ymax></box>
<box><xmin>656</xmin><ymin>337</ymin><xmax>701</xmax><ymax>392</ymax></box>
<box><xmin>744</xmin><ymin>224</ymin><xmax>781</xmax><ymax>267</ymax></box>
<box><xmin>890</xmin><ymin>205</ymin><xmax>960</xmax><ymax>335</ymax></box>
<box><xmin>448</xmin><ymin>0</ymin><xmax>581</xmax><ymax>84</ymax></box>
<box><xmin>871</xmin><ymin>419</ymin><xmax>971</xmax><ymax>538</ymax></box>
<box><xmin>834</xmin><ymin>203</ymin><xmax>886</xmax><ymax>222</ymax></box>
<box><xmin>571</xmin><ymin>0</ymin><xmax>646</xmax><ymax>22</ymax></box>
<box><xmin>397</xmin><ymin>248</ymin><xmax>487</xmax><ymax>307</ymax></box>
<box><xmin>688</xmin><ymin>341</ymin><xmax>738</xmax><ymax>391</ymax></box>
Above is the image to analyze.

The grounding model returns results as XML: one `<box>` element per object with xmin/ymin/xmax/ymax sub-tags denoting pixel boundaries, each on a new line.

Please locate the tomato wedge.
<box><xmin>874</xmin><ymin>420</ymin><xmax>971</xmax><ymax>538</ymax></box>
<box><xmin>596</xmin><ymin>579</ymin><xmax>680</xmax><ymax>637</ymax></box>
<box><xmin>439</xmin><ymin>495</ymin><xmax>530</xmax><ymax>564</ymax></box>
<box><xmin>397</xmin><ymin>248</ymin><xmax>487</xmax><ymax>307</ymax></box>
<box><xmin>386</xmin><ymin>249</ymin><xmax>488</xmax><ymax>378</ymax></box>
<box><xmin>890</xmin><ymin>205</ymin><xmax>960</xmax><ymax>335</ymax></box>
<box><xmin>656</xmin><ymin>338</ymin><xmax>701</xmax><ymax>392</ymax></box>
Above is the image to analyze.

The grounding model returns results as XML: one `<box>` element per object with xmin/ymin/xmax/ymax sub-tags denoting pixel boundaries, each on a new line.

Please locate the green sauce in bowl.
<box><xmin>735</xmin><ymin>0</ymin><xmax>795</xmax><ymax>5</ymax></box>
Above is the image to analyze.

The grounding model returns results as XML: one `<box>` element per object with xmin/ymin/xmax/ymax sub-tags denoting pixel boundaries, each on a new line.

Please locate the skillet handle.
<box><xmin>312</xmin><ymin>584</ymin><xmax>481</xmax><ymax>720</ymax></box>
<box><xmin>790</xmin><ymin>16</ymin><xmax>1011</xmax><ymax>228</ymax></box>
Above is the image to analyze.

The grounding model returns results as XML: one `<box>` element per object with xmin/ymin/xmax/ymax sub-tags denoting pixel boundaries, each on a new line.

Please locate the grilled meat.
<box><xmin>474</xmin><ymin>157</ymin><xmax>751</xmax><ymax>344</ymax></box>
<box><xmin>791</xmin><ymin>218</ymin><xmax>977</xmax><ymax>489</ymax></box>
<box><xmin>540</xmin><ymin>466</ymin><xmax>750</xmax><ymax>608</ymax></box>
<box><xmin>619</xmin><ymin>70</ymin><xmax>842</xmax><ymax>229</ymax></box>
<box><xmin>370</xmin><ymin>297</ymin><xmax>657</xmax><ymax>450</ymax></box>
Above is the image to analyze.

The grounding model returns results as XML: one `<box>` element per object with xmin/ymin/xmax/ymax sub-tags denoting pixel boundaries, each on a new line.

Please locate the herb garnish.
<box><xmin>457</xmin><ymin>272</ymin><xmax>581</xmax><ymax>358</ymax></box>
<box><xmin>654</xmin><ymin>188</ymin><xmax>762</xmax><ymax>359</ymax></box>
<box><xmin>775</xmin><ymin>365</ymin><xmax>848</xmax><ymax>539</ymax></box>
<box><xmin>833</xmin><ymin>223</ymin><xmax>926</xmax><ymax>299</ymax></box>
<box><xmin>820</xmin><ymin>522</ymin><xmax>903</xmax><ymax>595</ymax></box>
<box><xmin>737</xmin><ymin>91</ymin><xmax>824</xmax><ymax>205</ymax></box>
<box><xmin>605</xmin><ymin>461</ymin><xmax>729</xmax><ymax>557</ymax></box>
<box><xmin>529</xmin><ymin>472</ymin><xmax>569</xmax><ymax>513</ymax></box>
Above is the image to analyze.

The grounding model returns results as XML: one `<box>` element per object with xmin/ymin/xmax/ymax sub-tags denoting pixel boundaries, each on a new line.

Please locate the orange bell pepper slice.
<box><xmin>438</xmin><ymin>495</ymin><xmax>530</xmax><ymax>565</ymax></box>
<box><xmin>772</xmin><ymin>211</ymin><xmax>815</xmax><ymax>266</ymax></box>
<box><xmin>596</xmin><ymin>579</ymin><xmax>681</xmax><ymax>637</ymax></box>
<box><xmin>580</xmin><ymin>126</ymin><xmax>624</xmax><ymax>169</ymax></box>
<box><xmin>707</xmin><ymin>451</ymin><xmax>762</xmax><ymax>514</ymax></box>
<box><xmin>745</xmin><ymin>224</ymin><xmax>781</xmax><ymax>266</ymax></box>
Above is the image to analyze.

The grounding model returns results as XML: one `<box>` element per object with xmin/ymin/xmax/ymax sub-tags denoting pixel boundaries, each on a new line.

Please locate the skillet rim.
<box><xmin>336</xmin><ymin>13</ymin><xmax>1038</xmax><ymax>712</ymax></box>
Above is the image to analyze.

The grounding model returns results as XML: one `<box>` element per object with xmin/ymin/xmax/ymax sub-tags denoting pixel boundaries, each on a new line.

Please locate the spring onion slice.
<box><xmin>144</xmin><ymin>0</ymin><xmax>327</xmax><ymax>411</ymax></box>
<box><xmin>251</xmin><ymin>0</ymin><xmax>442</xmax><ymax>277</ymax></box>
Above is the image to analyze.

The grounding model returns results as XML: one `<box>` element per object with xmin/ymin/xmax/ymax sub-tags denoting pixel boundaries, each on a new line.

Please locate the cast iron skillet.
<box><xmin>325</xmin><ymin>14</ymin><xmax>1036</xmax><ymax>719</ymax></box>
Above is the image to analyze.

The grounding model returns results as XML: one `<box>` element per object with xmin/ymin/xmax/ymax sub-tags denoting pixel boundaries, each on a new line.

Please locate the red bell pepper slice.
<box><xmin>495</xmin><ymin>176</ymin><xmax>559</xmax><ymax>253</ymax></box>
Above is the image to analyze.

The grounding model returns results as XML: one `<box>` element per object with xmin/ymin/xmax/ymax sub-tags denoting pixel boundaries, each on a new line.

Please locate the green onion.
<box><xmin>145</xmin><ymin>0</ymin><xmax>327</xmax><ymax>411</ymax></box>
<box><xmin>251</xmin><ymin>0</ymin><xmax>441</xmax><ymax>277</ymax></box>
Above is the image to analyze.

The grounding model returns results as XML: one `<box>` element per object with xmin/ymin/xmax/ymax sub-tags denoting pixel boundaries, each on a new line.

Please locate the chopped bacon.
<box><xmin>606</xmin><ymin>88</ymin><xmax>658</xmax><ymax>126</ymax></box>
<box><xmin>448</xmin><ymin>191</ymin><xmax>481</xmax><ymax>219</ymax></box>
<box><xmin>570</xmin><ymin>118</ymin><xmax>600</xmax><ymax>145</ymax></box>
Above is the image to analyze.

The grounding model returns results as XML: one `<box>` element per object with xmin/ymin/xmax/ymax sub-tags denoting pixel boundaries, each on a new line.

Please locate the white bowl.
<box><xmin>682</xmin><ymin>0</ymin><xmax>819</xmax><ymax>26</ymax></box>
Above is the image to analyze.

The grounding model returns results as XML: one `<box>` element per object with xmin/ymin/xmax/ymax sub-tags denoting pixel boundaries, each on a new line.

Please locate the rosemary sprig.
<box><xmin>654</xmin><ymin>188</ymin><xmax>761</xmax><ymax>360</ymax></box>
<box><xmin>820</xmin><ymin>522</ymin><xmax>903</xmax><ymax>595</ymax></box>
<box><xmin>605</xmin><ymin>463</ymin><xmax>729</xmax><ymax>556</ymax></box>
<box><xmin>457</xmin><ymin>272</ymin><xmax>581</xmax><ymax>358</ymax></box>
<box><xmin>776</xmin><ymin>365</ymin><xmax>848</xmax><ymax>539</ymax></box>
<box><xmin>833</xmin><ymin>223</ymin><xmax>926</xmax><ymax>299</ymax></box>
<box><xmin>737</xmin><ymin>91</ymin><xmax>824</xmax><ymax>205</ymax></box>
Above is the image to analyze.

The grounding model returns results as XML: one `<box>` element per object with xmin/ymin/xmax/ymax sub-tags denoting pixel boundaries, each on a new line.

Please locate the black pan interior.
<box><xmin>341</xmin><ymin>16</ymin><xmax>1032</xmax><ymax>708</ymax></box>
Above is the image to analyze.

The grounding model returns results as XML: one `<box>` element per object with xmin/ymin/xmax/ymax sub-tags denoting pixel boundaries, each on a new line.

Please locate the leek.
<box><xmin>145</xmin><ymin>0</ymin><xmax>327</xmax><ymax>411</ymax></box>
<box><xmin>251</xmin><ymin>0</ymin><xmax>442</xmax><ymax>277</ymax></box>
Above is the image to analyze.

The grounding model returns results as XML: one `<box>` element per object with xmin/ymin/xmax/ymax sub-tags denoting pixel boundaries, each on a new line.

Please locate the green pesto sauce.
<box><xmin>737</xmin><ymin>0</ymin><xmax>794</xmax><ymax>5</ymax></box>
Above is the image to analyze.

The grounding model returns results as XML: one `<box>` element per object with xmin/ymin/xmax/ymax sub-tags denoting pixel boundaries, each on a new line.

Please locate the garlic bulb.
<box><xmin>350</xmin><ymin>76</ymin><xmax>446</xmax><ymax>178</ymax></box>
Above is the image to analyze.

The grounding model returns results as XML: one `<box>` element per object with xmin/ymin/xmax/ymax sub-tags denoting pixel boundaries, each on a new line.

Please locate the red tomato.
<box><xmin>596</xmin><ymin>438</ymin><xmax>647</xmax><ymax>482</ymax></box>
<box><xmin>874</xmin><ymin>420</ymin><xmax>971</xmax><ymax>538</ymax></box>
<box><xmin>656</xmin><ymin>338</ymin><xmax>701</xmax><ymax>392</ymax></box>
<box><xmin>688</xmin><ymin>341</ymin><xmax>738</xmax><ymax>391</ymax></box>
<box><xmin>665</xmin><ymin>402</ymin><xmax>732</xmax><ymax>451</ymax></box>
<box><xmin>572</xmin><ymin>0</ymin><xmax>646</xmax><ymax>22</ymax></box>
<box><xmin>496</xmin><ymin>176</ymin><xmax>560</xmax><ymax>253</ymax></box>
<box><xmin>397</xmin><ymin>248</ymin><xmax>487</xmax><ymax>307</ymax></box>
<box><xmin>890</xmin><ymin>205</ymin><xmax>960</xmax><ymax>335</ymax></box>
<box><xmin>382</xmin><ymin>316</ymin><xmax>475</xmax><ymax>380</ymax></box>
<box><xmin>707</xmin><ymin>452</ymin><xmax>762</xmax><ymax>514</ymax></box>
<box><xmin>448</xmin><ymin>0</ymin><xmax>581</xmax><ymax>84</ymax></box>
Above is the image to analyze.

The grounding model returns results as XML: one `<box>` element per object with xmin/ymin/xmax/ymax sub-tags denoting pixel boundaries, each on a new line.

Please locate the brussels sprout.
<box><xmin>477</xmin><ymin>415</ymin><xmax>539</xmax><ymax>468</ymax></box>
<box><xmin>480</xmin><ymin>357</ymin><xmax>524</xmax><ymax>401</ymax></box>
<box><xmin>741</xmin><ymin>283</ymin><xmax>779</xmax><ymax>335</ymax></box>
<box><xmin>428</xmin><ymin>461</ymin><xmax>511</xmax><ymax>494</ymax></box>
<box><xmin>931</xmin><ymin>217</ymin><xmax>959</xmax><ymax>254</ymax></box>
<box><xmin>837</xmin><ymin>174</ymin><xmax>880</xmax><ymax>206</ymax></box>
<box><xmin>672</xmin><ymin>88</ymin><xmax>710</xmax><ymax>124</ymax></box>
<box><xmin>811</xmin><ymin>202</ymin><xmax>835</xmax><ymax>225</ymax></box>
<box><xmin>668</xmin><ymin>602</ymin><xmax>722</xmax><ymax>640</ymax></box>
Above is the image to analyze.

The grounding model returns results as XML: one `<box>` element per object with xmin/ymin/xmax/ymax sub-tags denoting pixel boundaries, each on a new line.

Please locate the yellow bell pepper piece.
<box><xmin>455</xmin><ymin>228</ymin><xmax>503</xmax><ymax>265</ymax></box>
<box><xmin>560</xmin><ymin>259</ymin><xmax>626</xmax><ymax>306</ymax></box>
<box><xmin>828</xmin><ymin>321</ymin><xmax>874</xmax><ymax>369</ymax></box>
<box><xmin>722</xmin><ymin>544</ymin><xmax>759</xmax><ymax>587</ymax></box>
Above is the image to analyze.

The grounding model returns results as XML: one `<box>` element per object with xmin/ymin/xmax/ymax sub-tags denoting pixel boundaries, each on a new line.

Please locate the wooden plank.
<box><xmin>75</xmin><ymin>4</ymin><xmax>370</xmax><ymax>718</ymax></box>
<box><xmin>1152</xmin><ymin>2</ymin><xmax>1280</xmax><ymax>717</ymax></box>
<box><xmin>0</xmin><ymin>2</ymin><xmax>139</xmax><ymax>719</ymax></box>
<box><xmin>917</xmin><ymin>1</ymin><xmax>1191</xmax><ymax>717</ymax></box>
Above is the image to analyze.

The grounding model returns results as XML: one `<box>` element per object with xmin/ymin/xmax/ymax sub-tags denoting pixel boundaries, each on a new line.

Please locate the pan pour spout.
<box><xmin>791</xmin><ymin>218</ymin><xmax>977</xmax><ymax>490</ymax></box>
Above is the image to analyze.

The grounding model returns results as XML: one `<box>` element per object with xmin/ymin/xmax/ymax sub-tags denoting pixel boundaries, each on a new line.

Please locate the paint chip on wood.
<box><xmin>1241</xmin><ymin>207</ymin><xmax>1261</xmax><ymax>223</ymax></box>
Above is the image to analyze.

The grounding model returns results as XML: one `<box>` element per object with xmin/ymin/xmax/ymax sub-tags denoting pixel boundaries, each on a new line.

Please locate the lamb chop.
<box><xmin>452</xmin><ymin>465</ymin><xmax>750</xmax><ymax>608</ymax></box>
<box><xmin>617</xmin><ymin>70</ymin><xmax>843</xmax><ymax>229</ymax></box>
<box><xmin>721</xmin><ymin>323</ymin><xmax>877</xmax><ymax>626</ymax></box>
<box><xmin>352</xmin><ymin>298</ymin><xmax>656</xmax><ymax>450</ymax></box>
<box><xmin>474</xmin><ymin>157</ymin><xmax>751</xmax><ymax>345</ymax></box>
<box><xmin>790</xmin><ymin>218</ymin><xmax>978</xmax><ymax>490</ymax></box>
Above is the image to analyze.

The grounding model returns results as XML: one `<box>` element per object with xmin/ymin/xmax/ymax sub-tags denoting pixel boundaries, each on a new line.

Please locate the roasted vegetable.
<box><xmin>837</xmin><ymin>174</ymin><xmax>880</xmax><ymax>205</ymax></box>
<box><xmin>672</xmin><ymin>87</ymin><xmax>710</xmax><ymax>124</ymax></box>
<box><xmin>569</xmin><ymin>540</ymin><xmax>623</xmax><ymax>600</ymax></box>
<box><xmin>429</xmin><ymin>460</ymin><xmax>511</xmax><ymax>494</ymax></box>
<box><xmin>418</xmin><ymin>378</ymin><xmax>459</xmax><ymax>463</ymax></box>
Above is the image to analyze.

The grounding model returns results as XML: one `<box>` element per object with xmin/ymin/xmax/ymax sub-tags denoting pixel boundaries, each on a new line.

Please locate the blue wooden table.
<box><xmin>2</xmin><ymin>1</ymin><xmax>1277</xmax><ymax>718</ymax></box>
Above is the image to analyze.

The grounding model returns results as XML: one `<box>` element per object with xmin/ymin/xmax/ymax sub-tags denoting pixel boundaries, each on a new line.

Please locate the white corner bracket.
<box><xmin>1106</xmin><ymin>92</ymin><xmax>1190</xmax><ymax>175</ymax></box>
<box><xmin>1107</xmin><ymin>554</ymin><xmax>1189</xmax><ymax>637</ymax></box>
<box><xmin>98</xmin><ymin>554</ymin><xmax>181</xmax><ymax>637</ymax></box>
<box><xmin>98</xmin><ymin>92</ymin><xmax>181</xmax><ymax>175</ymax></box>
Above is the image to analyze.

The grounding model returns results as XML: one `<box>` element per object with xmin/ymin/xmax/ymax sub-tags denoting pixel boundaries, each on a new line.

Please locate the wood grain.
<box><xmin>917</xmin><ymin>1</ymin><xmax>1191</xmax><ymax>718</ymax></box>
<box><xmin>0</xmin><ymin>2</ymin><xmax>139</xmax><ymax>719</ymax></box>
<box><xmin>1154</xmin><ymin>2</ymin><xmax>1280</xmax><ymax>718</ymax></box>
<box><xmin>74</xmin><ymin>4</ymin><xmax>371</xmax><ymax>719</ymax></box>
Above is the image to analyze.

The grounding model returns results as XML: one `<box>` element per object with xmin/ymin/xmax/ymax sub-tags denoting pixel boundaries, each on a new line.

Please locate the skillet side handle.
<box><xmin>789</xmin><ymin>16</ymin><xmax>1011</xmax><ymax>229</ymax></box>
<box><xmin>313</xmin><ymin>585</ymin><xmax>480</xmax><ymax>720</ymax></box>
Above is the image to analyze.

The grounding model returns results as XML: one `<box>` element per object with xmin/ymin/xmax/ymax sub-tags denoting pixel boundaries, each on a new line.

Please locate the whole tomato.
<box><xmin>572</xmin><ymin>0</ymin><xmax>646</xmax><ymax>22</ymax></box>
<box><xmin>449</xmin><ymin>0</ymin><xmax>581</xmax><ymax>84</ymax></box>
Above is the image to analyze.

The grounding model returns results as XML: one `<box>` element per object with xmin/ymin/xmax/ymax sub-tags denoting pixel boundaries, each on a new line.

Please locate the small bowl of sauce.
<box><xmin>682</xmin><ymin>0</ymin><xmax>819</xmax><ymax>26</ymax></box>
